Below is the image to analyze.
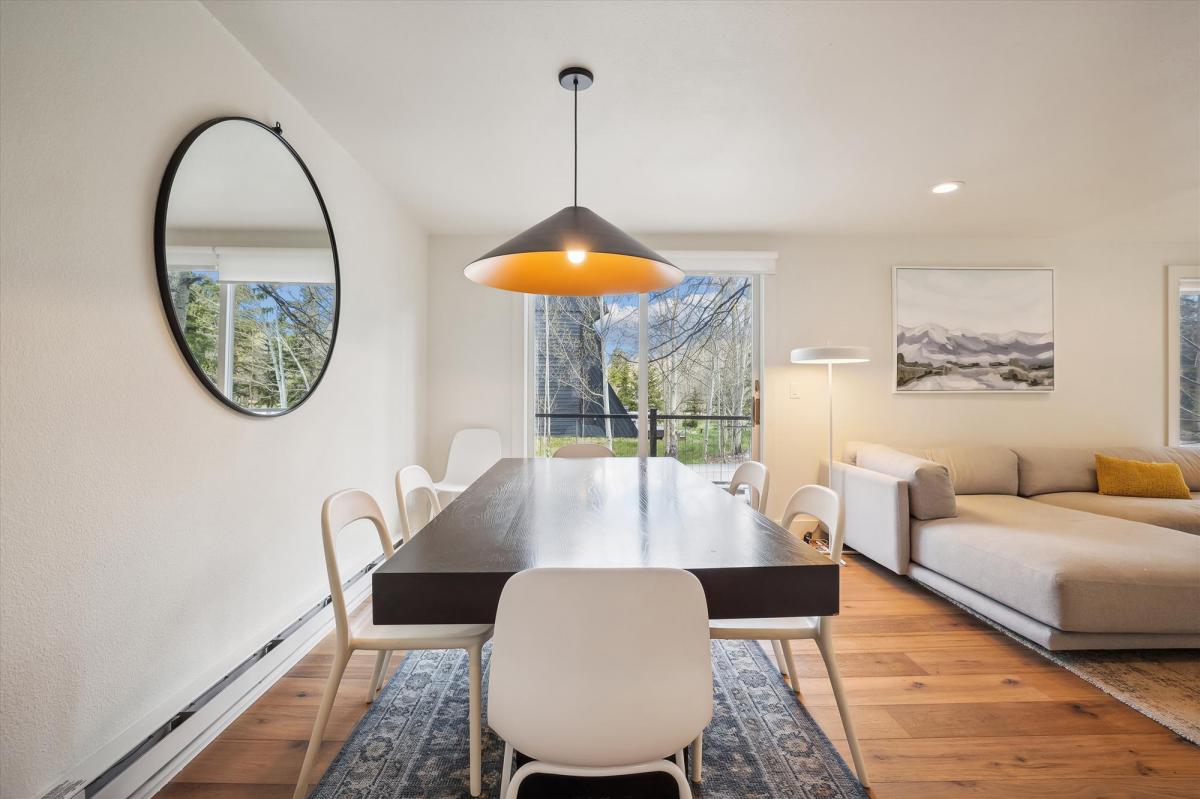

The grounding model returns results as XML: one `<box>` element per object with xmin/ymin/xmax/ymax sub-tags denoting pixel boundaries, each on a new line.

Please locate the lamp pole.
<box><xmin>789</xmin><ymin>346</ymin><xmax>871</xmax><ymax>488</ymax></box>
<box><xmin>826</xmin><ymin>361</ymin><xmax>835</xmax><ymax>488</ymax></box>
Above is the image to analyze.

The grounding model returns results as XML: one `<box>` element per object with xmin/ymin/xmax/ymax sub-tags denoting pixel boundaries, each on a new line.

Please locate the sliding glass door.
<box><xmin>530</xmin><ymin>272</ymin><xmax>762</xmax><ymax>480</ymax></box>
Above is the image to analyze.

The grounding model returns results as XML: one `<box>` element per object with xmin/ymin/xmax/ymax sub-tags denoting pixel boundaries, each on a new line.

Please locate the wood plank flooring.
<box><xmin>160</xmin><ymin>555</ymin><xmax>1198</xmax><ymax>798</ymax></box>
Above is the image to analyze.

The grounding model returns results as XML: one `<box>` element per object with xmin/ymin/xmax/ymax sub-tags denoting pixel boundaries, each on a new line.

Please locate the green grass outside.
<box><xmin>534</xmin><ymin>424</ymin><xmax>751</xmax><ymax>464</ymax></box>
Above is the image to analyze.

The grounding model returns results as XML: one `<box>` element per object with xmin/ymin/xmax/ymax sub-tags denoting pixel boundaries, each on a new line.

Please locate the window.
<box><xmin>528</xmin><ymin>252</ymin><xmax>772</xmax><ymax>480</ymax></box>
<box><xmin>166</xmin><ymin>247</ymin><xmax>335</xmax><ymax>413</ymax></box>
<box><xmin>1169</xmin><ymin>266</ymin><xmax>1200</xmax><ymax>446</ymax></box>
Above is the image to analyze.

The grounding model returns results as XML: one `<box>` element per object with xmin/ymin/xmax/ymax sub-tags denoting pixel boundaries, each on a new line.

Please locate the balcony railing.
<box><xmin>533</xmin><ymin>410</ymin><xmax>753</xmax><ymax>476</ymax></box>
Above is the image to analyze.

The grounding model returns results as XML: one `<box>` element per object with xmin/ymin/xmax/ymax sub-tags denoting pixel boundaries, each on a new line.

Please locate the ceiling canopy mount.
<box><xmin>558</xmin><ymin>66</ymin><xmax>594</xmax><ymax>91</ymax></box>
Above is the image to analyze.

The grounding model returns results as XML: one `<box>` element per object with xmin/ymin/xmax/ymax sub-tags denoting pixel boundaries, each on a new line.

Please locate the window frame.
<box><xmin>1167</xmin><ymin>265</ymin><xmax>1200</xmax><ymax>446</ymax></box>
<box><xmin>522</xmin><ymin>251</ymin><xmax>774</xmax><ymax>465</ymax></box>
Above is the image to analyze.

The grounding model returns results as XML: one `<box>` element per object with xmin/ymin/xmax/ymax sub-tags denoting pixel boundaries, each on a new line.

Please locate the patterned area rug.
<box><xmin>926</xmin><ymin>585</ymin><xmax>1200</xmax><ymax>744</ymax></box>
<box><xmin>313</xmin><ymin>640</ymin><xmax>868</xmax><ymax>798</ymax></box>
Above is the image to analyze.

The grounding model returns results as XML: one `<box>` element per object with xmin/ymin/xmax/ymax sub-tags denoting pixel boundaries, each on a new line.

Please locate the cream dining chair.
<box><xmin>433</xmin><ymin>428</ymin><xmax>502</xmax><ymax>501</ymax></box>
<box><xmin>552</xmin><ymin>442</ymin><xmax>616</xmax><ymax>458</ymax></box>
<box><xmin>727</xmin><ymin>459</ymin><xmax>769</xmax><ymax>512</ymax></box>
<box><xmin>292</xmin><ymin>489</ymin><xmax>493</xmax><ymax>799</ymax></box>
<box><xmin>395</xmin><ymin>464</ymin><xmax>442</xmax><ymax>542</ymax></box>
<box><xmin>488</xmin><ymin>567</ymin><xmax>712</xmax><ymax>799</ymax></box>
<box><xmin>703</xmin><ymin>484</ymin><xmax>870</xmax><ymax>787</ymax></box>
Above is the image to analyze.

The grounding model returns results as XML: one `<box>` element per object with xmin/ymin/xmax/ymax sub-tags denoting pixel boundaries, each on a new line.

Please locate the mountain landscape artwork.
<box><xmin>894</xmin><ymin>267</ymin><xmax>1054</xmax><ymax>392</ymax></box>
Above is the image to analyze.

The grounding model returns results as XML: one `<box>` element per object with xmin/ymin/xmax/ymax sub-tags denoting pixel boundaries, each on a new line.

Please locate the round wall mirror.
<box><xmin>154</xmin><ymin>117</ymin><xmax>339</xmax><ymax>416</ymax></box>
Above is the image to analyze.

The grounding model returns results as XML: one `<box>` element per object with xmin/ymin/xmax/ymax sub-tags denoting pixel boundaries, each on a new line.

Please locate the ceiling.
<box><xmin>168</xmin><ymin>119</ymin><xmax>329</xmax><ymax>231</ymax></box>
<box><xmin>204</xmin><ymin>0</ymin><xmax>1199</xmax><ymax>238</ymax></box>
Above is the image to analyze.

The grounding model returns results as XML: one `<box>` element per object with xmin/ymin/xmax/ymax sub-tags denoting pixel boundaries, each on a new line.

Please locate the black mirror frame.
<box><xmin>153</xmin><ymin>117</ymin><xmax>341</xmax><ymax>417</ymax></box>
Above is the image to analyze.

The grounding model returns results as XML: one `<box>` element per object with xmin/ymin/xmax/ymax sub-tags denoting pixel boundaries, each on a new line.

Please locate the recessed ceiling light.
<box><xmin>931</xmin><ymin>181</ymin><xmax>964</xmax><ymax>194</ymax></box>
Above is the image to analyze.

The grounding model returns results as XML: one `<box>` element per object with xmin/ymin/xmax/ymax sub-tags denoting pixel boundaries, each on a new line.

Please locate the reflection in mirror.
<box><xmin>159</xmin><ymin>119</ymin><xmax>337</xmax><ymax>415</ymax></box>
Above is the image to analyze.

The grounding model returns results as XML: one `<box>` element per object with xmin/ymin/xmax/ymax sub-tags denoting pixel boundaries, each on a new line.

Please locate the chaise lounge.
<box><xmin>833</xmin><ymin>443</ymin><xmax>1200</xmax><ymax>650</ymax></box>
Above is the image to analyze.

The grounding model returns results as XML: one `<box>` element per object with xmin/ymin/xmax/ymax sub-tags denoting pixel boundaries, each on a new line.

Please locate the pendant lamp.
<box><xmin>464</xmin><ymin>67</ymin><xmax>683</xmax><ymax>296</ymax></box>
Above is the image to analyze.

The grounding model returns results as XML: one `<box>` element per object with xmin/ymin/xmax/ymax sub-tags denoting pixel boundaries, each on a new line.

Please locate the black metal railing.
<box><xmin>534</xmin><ymin>410</ymin><xmax>753</xmax><ymax>457</ymax></box>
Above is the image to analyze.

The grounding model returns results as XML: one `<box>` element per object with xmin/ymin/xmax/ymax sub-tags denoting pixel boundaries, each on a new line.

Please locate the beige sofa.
<box><xmin>832</xmin><ymin>443</ymin><xmax>1200</xmax><ymax>650</ymax></box>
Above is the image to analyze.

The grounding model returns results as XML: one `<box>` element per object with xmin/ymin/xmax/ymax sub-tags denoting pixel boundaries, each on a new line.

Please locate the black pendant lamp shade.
<box><xmin>464</xmin><ymin>67</ymin><xmax>683</xmax><ymax>296</ymax></box>
<box><xmin>464</xmin><ymin>205</ymin><xmax>681</xmax><ymax>296</ymax></box>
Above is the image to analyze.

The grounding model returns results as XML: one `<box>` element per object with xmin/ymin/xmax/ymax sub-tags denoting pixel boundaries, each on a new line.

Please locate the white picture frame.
<box><xmin>892</xmin><ymin>266</ymin><xmax>1055</xmax><ymax>394</ymax></box>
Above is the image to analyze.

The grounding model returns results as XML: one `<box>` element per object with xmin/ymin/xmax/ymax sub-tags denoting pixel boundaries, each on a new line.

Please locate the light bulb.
<box><xmin>931</xmin><ymin>181</ymin><xmax>964</xmax><ymax>194</ymax></box>
<box><xmin>566</xmin><ymin>249</ymin><xmax>587</xmax><ymax>264</ymax></box>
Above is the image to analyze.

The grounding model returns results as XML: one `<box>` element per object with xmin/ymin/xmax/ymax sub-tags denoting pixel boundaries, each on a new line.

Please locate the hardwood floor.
<box><xmin>160</xmin><ymin>556</ymin><xmax>1198</xmax><ymax>798</ymax></box>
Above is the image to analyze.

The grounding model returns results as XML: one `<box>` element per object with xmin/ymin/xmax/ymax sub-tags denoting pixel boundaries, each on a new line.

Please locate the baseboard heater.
<box><xmin>44</xmin><ymin>543</ymin><xmax>401</xmax><ymax>799</ymax></box>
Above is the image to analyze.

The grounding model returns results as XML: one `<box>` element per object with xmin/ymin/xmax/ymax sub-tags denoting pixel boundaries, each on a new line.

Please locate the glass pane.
<box><xmin>166</xmin><ymin>269</ymin><xmax>220</xmax><ymax>382</ymax></box>
<box><xmin>1180</xmin><ymin>292</ymin><xmax>1200</xmax><ymax>445</ymax></box>
<box><xmin>533</xmin><ymin>295</ymin><xmax>640</xmax><ymax>457</ymax></box>
<box><xmin>647</xmin><ymin>275</ymin><xmax>755</xmax><ymax>482</ymax></box>
<box><xmin>231</xmin><ymin>282</ymin><xmax>335</xmax><ymax>412</ymax></box>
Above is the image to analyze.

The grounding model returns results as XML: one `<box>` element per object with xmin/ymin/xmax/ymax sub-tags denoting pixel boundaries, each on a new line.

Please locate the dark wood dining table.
<box><xmin>373</xmin><ymin>456</ymin><xmax>838</xmax><ymax>625</ymax></box>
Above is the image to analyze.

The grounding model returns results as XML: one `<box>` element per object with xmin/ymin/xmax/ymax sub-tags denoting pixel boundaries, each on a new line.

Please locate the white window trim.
<box><xmin>1167</xmin><ymin>265</ymin><xmax>1200</xmax><ymax>446</ymax></box>
<box><xmin>661</xmin><ymin>250</ymin><xmax>777</xmax><ymax>275</ymax></box>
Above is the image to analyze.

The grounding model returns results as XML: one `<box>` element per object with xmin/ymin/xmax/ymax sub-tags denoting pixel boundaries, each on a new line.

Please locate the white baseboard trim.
<box><xmin>37</xmin><ymin>563</ymin><xmax>378</xmax><ymax>799</ymax></box>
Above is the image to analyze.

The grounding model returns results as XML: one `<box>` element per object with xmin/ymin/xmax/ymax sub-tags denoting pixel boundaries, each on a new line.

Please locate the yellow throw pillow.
<box><xmin>1095</xmin><ymin>454</ymin><xmax>1191</xmax><ymax>499</ymax></box>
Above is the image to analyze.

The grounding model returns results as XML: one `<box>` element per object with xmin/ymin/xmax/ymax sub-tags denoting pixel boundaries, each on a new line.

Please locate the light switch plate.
<box><xmin>789</xmin><ymin>381</ymin><xmax>804</xmax><ymax>399</ymax></box>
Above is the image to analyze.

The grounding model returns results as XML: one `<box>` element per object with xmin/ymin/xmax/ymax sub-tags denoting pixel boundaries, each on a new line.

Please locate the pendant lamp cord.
<box><xmin>573</xmin><ymin>77</ymin><xmax>578</xmax><ymax>207</ymax></box>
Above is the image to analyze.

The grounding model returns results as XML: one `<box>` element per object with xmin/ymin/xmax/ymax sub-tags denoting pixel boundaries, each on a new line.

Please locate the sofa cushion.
<box><xmin>1015</xmin><ymin>447</ymin><xmax>1097</xmax><ymax>495</ymax></box>
<box><xmin>1032</xmin><ymin>491</ymin><xmax>1200</xmax><ymax>535</ymax></box>
<box><xmin>856</xmin><ymin>444</ymin><xmax>956</xmax><ymax>520</ymax></box>
<box><xmin>910</xmin><ymin>495</ymin><xmax>1200</xmax><ymax>634</ymax></box>
<box><xmin>1016</xmin><ymin>446</ymin><xmax>1200</xmax><ymax>496</ymax></box>
<box><xmin>916</xmin><ymin>446</ymin><xmax>1020</xmax><ymax>495</ymax></box>
<box><xmin>1096</xmin><ymin>454</ymin><xmax>1191</xmax><ymax>499</ymax></box>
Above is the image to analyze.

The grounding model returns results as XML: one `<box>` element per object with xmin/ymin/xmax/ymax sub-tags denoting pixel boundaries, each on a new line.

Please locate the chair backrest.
<box><xmin>442</xmin><ymin>428</ymin><xmax>502</xmax><ymax>487</ymax></box>
<box><xmin>395</xmin><ymin>465</ymin><xmax>443</xmax><ymax>543</ymax></box>
<box><xmin>727</xmin><ymin>460</ymin><xmax>769</xmax><ymax>512</ymax></box>
<box><xmin>488</xmin><ymin>568</ymin><xmax>712</xmax><ymax>767</ymax></box>
<box><xmin>552</xmin><ymin>442</ymin><xmax>616</xmax><ymax>458</ymax></box>
<box><xmin>781</xmin><ymin>484</ymin><xmax>845</xmax><ymax>562</ymax></box>
<box><xmin>320</xmin><ymin>489</ymin><xmax>393</xmax><ymax>651</ymax></box>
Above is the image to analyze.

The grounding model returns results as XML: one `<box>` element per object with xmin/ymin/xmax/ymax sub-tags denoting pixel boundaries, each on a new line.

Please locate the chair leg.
<box><xmin>690</xmin><ymin>733</ymin><xmax>703</xmax><ymax>783</ymax></box>
<box><xmin>781</xmin><ymin>639</ymin><xmax>802</xmax><ymax>700</ymax></box>
<box><xmin>816</xmin><ymin>619</ymin><xmax>870</xmax><ymax>787</ymax></box>
<box><xmin>771</xmin><ymin>639</ymin><xmax>790</xmax><ymax>678</ymax></box>
<box><xmin>292</xmin><ymin>648</ymin><xmax>350</xmax><ymax>799</ymax></box>
<box><xmin>367</xmin><ymin>650</ymin><xmax>391</xmax><ymax>703</ymax></box>
<box><xmin>665</xmin><ymin>758</ymin><xmax>694</xmax><ymax>799</ymax></box>
<box><xmin>468</xmin><ymin>644</ymin><xmax>483</xmax><ymax>797</ymax></box>
<box><xmin>500</xmin><ymin>741</ymin><xmax>514</xmax><ymax>799</ymax></box>
<box><xmin>506</xmin><ymin>759</ymin><xmax>692</xmax><ymax>799</ymax></box>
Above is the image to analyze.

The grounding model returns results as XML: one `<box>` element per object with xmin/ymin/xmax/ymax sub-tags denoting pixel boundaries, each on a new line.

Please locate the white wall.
<box><xmin>0</xmin><ymin>3</ymin><xmax>427</xmax><ymax>796</ymax></box>
<box><xmin>427</xmin><ymin>232</ymin><xmax>1198</xmax><ymax>518</ymax></box>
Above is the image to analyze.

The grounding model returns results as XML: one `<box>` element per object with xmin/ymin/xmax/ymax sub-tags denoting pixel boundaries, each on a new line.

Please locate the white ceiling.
<box><xmin>168</xmin><ymin>118</ymin><xmax>329</xmax><ymax>231</ymax></box>
<box><xmin>204</xmin><ymin>0</ymin><xmax>1199</xmax><ymax>238</ymax></box>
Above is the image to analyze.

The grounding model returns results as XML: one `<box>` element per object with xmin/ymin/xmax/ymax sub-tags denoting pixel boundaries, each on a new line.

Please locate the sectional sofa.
<box><xmin>831</xmin><ymin>444</ymin><xmax>1200</xmax><ymax>650</ymax></box>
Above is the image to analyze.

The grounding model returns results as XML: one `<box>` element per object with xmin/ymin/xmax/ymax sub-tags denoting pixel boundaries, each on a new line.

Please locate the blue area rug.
<box><xmin>313</xmin><ymin>639</ymin><xmax>868</xmax><ymax>798</ymax></box>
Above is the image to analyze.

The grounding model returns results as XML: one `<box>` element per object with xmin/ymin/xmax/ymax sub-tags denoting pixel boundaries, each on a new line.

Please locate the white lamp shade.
<box><xmin>790</xmin><ymin>345</ymin><xmax>871</xmax><ymax>365</ymax></box>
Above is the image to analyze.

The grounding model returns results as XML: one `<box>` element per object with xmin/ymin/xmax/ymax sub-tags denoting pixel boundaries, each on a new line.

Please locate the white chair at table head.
<box><xmin>488</xmin><ymin>567</ymin><xmax>712</xmax><ymax>799</ymax></box>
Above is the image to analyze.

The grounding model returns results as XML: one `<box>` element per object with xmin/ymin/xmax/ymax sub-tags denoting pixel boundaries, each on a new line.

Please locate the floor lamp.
<box><xmin>789</xmin><ymin>346</ymin><xmax>871</xmax><ymax>487</ymax></box>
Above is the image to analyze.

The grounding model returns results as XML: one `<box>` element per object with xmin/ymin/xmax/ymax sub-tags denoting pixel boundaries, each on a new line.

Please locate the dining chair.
<box><xmin>433</xmin><ymin>428</ymin><xmax>502</xmax><ymax>500</ymax></box>
<box><xmin>552</xmin><ymin>442</ymin><xmax>616</xmax><ymax>458</ymax></box>
<box><xmin>395</xmin><ymin>464</ymin><xmax>442</xmax><ymax>543</ymax></box>
<box><xmin>704</xmin><ymin>484</ymin><xmax>869</xmax><ymax>787</ymax></box>
<box><xmin>292</xmin><ymin>489</ymin><xmax>493</xmax><ymax>799</ymax></box>
<box><xmin>488</xmin><ymin>567</ymin><xmax>712</xmax><ymax>799</ymax></box>
<box><xmin>727</xmin><ymin>460</ymin><xmax>769</xmax><ymax>512</ymax></box>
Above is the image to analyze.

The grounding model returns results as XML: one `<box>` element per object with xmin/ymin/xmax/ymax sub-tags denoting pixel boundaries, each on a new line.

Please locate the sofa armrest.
<box><xmin>830</xmin><ymin>462</ymin><xmax>911</xmax><ymax>574</ymax></box>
